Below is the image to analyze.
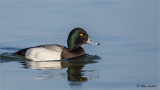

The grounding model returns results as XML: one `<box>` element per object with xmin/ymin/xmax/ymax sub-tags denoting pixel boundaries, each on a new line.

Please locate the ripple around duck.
<box><xmin>0</xmin><ymin>51</ymin><xmax>101</xmax><ymax>64</ymax></box>
<box><xmin>0</xmin><ymin>52</ymin><xmax>101</xmax><ymax>82</ymax></box>
<box><xmin>0</xmin><ymin>52</ymin><xmax>27</xmax><ymax>63</ymax></box>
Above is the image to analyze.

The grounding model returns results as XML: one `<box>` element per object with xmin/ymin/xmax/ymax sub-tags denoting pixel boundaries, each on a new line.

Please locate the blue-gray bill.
<box><xmin>86</xmin><ymin>37</ymin><xmax>100</xmax><ymax>45</ymax></box>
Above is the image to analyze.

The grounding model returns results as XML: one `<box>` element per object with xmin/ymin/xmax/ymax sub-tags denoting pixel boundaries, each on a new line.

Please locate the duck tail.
<box><xmin>14</xmin><ymin>48</ymin><xmax>29</xmax><ymax>56</ymax></box>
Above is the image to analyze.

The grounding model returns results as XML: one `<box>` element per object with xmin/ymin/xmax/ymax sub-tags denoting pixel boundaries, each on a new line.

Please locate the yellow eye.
<box><xmin>80</xmin><ymin>33</ymin><xmax>83</xmax><ymax>36</ymax></box>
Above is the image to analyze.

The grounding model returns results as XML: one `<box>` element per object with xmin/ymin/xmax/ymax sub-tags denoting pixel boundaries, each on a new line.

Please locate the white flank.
<box><xmin>25</xmin><ymin>47</ymin><xmax>62</xmax><ymax>61</ymax></box>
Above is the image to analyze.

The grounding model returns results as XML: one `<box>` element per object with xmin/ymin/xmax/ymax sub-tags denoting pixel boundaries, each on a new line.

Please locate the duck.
<box><xmin>14</xmin><ymin>28</ymin><xmax>100</xmax><ymax>61</ymax></box>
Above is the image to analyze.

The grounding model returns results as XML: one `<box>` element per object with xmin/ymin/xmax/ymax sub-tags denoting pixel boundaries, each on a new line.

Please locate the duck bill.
<box><xmin>86</xmin><ymin>37</ymin><xmax>100</xmax><ymax>45</ymax></box>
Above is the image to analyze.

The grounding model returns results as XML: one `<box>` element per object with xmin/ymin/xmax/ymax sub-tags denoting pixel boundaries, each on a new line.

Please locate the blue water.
<box><xmin>0</xmin><ymin>0</ymin><xmax>159</xmax><ymax>90</ymax></box>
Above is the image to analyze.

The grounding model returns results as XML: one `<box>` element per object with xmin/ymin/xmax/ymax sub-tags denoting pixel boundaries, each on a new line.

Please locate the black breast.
<box><xmin>61</xmin><ymin>47</ymin><xmax>85</xmax><ymax>59</ymax></box>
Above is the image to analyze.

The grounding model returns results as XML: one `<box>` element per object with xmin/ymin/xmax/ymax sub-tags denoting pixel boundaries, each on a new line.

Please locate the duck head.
<box><xmin>67</xmin><ymin>28</ymin><xmax>100</xmax><ymax>50</ymax></box>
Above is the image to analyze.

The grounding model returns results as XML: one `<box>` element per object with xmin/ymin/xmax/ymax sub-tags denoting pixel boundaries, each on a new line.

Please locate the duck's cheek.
<box><xmin>80</xmin><ymin>38</ymin><xmax>86</xmax><ymax>44</ymax></box>
<box><xmin>82</xmin><ymin>37</ymin><xmax>88</xmax><ymax>44</ymax></box>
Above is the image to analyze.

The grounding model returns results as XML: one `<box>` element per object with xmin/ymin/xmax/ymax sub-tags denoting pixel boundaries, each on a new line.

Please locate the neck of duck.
<box><xmin>67</xmin><ymin>46</ymin><xmax>81</xmax><ymax>51</ymax></box>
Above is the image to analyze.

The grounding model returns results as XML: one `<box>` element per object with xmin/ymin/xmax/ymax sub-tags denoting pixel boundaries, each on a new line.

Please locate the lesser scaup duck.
<box><xmin>14</xmin><ymin>28</ymin><xmax>100</xmax><ymax>61</ymax></box>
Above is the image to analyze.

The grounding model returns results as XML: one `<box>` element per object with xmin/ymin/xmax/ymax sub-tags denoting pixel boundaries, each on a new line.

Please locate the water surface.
<box><xmin>0</xmin><ymin>0</ymin><xmax>159</xmax><ymax>90</ymax></box>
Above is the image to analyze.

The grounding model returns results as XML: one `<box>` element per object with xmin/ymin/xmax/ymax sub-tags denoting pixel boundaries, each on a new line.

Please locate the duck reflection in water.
<box><xmin>66</xmin><ymin>54</ymin><xmax>100</xmax><ymax>82</ymax></box>
<box><xmin>21</xmin><ymin>54</ymin><xmax>100</xmax><ymax>83</ymax></box>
